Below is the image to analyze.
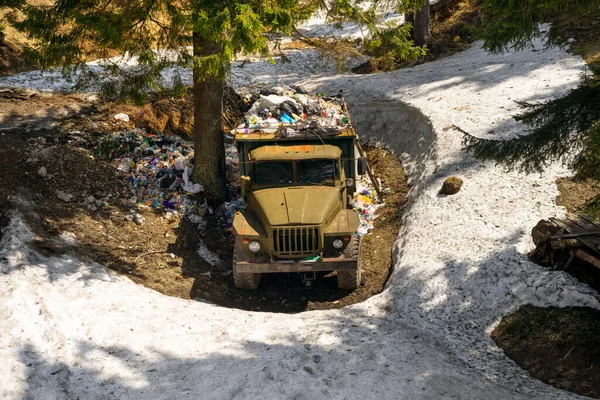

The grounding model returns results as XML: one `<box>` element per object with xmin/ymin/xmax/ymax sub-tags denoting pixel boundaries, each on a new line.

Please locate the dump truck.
<box><xmin>231</xmin><ymin>92</ymin><xmax>379</xmax><ymax>290</ymax></box>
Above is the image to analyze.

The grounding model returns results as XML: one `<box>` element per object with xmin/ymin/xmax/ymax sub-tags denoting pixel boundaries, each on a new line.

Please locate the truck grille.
<box><xmin>273</xmin><ymin>227</ymin><xmax>319</xmax><ymax>256</ymax></box>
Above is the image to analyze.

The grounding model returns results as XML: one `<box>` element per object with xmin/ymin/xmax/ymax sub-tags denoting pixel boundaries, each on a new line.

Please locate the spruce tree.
<box><xmin>413</xmin><ymin>0</ymin><xmax>430</xmax><ymax>47</ymax></box>
<box><xmin>462</xmin><ymin>0</ymin><xmax>600</xmax><ymax>177</ymax></box>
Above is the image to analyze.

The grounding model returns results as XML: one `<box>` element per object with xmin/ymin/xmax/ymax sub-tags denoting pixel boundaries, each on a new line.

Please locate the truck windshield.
<box><xmin>253</xmin><ymin>161</ymin><xmax>294</xmax><ymax>186</ymax></box>
<box><xmin>297</xmin><ymin>159</ymin><xmax>338</xmax><ymax>184</ymax></box>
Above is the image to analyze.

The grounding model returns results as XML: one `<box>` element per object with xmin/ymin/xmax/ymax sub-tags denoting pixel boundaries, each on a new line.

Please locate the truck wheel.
<box><xmin>233</xmin><ymin>242</ymin><xmax>261</xmax><ymax>290</ymax></box>
<box><xmin>337</xmin><ymin>235</ymin><xmax>361</xmax><ymax>290</ymax></box>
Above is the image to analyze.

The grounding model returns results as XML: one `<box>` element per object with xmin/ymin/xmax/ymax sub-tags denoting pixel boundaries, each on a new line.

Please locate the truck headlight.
<box><xmin>248</xmin><ymin>240</ymin><xmax>261</xmax><ymax>253</ymax></box>
<box><xmin>333</xmin><ymin>239</ymin><xmax>344</xmax><ymax>249</ymax></box>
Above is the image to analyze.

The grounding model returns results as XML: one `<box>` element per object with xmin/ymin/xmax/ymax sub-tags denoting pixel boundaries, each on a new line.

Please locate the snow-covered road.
<box><xmin>2</xmin><ymin>38</ymin><xmax>600</xmax><ymax>399</ymax></box>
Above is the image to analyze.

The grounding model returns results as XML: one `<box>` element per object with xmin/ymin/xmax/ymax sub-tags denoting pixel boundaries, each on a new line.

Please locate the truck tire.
<box><xmin>337</xmin><ymin>235</ymin><xmax>361</xmax><ymax>290</ymax></box>
<box><xmin>233</xmin><ymin>242</ymin><xmax>261</xmax><ymax>290</ymax></box>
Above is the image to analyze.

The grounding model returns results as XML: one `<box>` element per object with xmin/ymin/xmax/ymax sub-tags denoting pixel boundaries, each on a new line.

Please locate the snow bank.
<box><xmin>1</xmin><ymin>37</ymin><xmax>600</xmax><ymax>399</ymax></box>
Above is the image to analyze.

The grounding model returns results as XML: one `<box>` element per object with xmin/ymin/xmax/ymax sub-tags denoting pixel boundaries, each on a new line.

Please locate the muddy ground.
<box><xmin>0</xmin><ymin>91</ymin><xmax>409</xmax><ymax>313</ymax></box>
<box><xmin>493</xmin><ymin>306</ymin><xmax>600</xmax><ymax>399</ymax></box>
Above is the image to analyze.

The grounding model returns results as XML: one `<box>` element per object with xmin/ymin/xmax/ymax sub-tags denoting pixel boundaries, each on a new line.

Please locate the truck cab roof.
<box><xmin>249</xmin><ymin>144</ymin><xmax>342</xmax><ymax>161</ymax></box>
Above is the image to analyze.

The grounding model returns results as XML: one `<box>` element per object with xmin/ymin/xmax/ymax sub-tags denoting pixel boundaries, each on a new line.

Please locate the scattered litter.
<box><xmin>116</xmin><ymin>157</ymin><xmax>132</xmax><ymax>173</ymax></box>
<box><xmin>133</xmin><ymin>213</ymin><xmax>145</xmax><ymax>226</ymax></box>
<box><xmin>187</xmin><ymin>213</ymin><xmax>206</xmax><ymax>228</ymax></box>
<box><xmin>98</xmin><ymin>129</ymin><xmax>200</xmax><ymax>214</ymax></box>
<box><xmin>220</xmin><ymin>197</ymin><xmax>247</xmax><ymax>234</ymax></box>
<box><xmin>114</xmin><ymin>113</ymin><xmax>130</xmax><ymax>122</ymax></box>
<box><xmin>351</xmin><ymin>177</ymin><xmax>382</xmax><ymax>235</ymax></box>
<box><xmin>197</xmin><ymin>239</ymin><xmax>220</xmax><ymax>266</ymax></box>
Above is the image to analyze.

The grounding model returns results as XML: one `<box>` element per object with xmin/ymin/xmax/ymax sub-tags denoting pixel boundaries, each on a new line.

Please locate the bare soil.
<box><xmin>492</xmin><ymin>306</ymin><xmax>600</xmax><ymax>399</ymax></box>
<box><xmin>556</xmin><ymin>177</ymin><xmax>600</xmax><ymax>220</ymax></box>
<box><xmin>0</xmin><ymin>92</ymin><xmax>408</xmax><ymax>313</ymax></box>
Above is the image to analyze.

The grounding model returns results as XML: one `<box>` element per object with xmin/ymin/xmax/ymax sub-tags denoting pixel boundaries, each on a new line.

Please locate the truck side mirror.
<box><xmin>241</xmin><ymin>175</ymin><xmax>251</xmax><ymax>196</ymax></box>
<box><xmin>357</xmin><ymin>157</ymin><xmax>367</xmax><ymax>176</ymax></box>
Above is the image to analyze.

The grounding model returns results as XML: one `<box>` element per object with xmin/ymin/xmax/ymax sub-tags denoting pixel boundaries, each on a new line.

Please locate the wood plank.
<box><xmin>579</xmin><ymin>213</ymin><xmax>600</xmax><ymax>229</ymax></box>
<box><xmin>550</xmin><ymin>217</ymin><xmax>600</xmax><ymax>256</ymax></box>
<box><xmin>549</xmin><ymin>217</ymin><xmax>572</xmax><ymax>231</ymax></box>
<box><xmin>550</xmin><ymin>230</ymin><xmax>600</xmax><ymax>240</ymax></box>
<box><xmin>565</xmin><ymin>214</ymin><xmax>597</xmax><ymax>231</ymax></box>
<box><xmin>574</xmin><ymin>249</ymin><xmax>600</xmax><ymax>270</ymax></box>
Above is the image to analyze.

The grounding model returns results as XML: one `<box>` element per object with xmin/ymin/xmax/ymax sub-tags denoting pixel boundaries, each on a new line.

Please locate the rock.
<box><xmin>531</xmin><ymin>219</ymin><xmax>561</xmax><ymax>246</ymax></box>
<box><xmin>440</xmin><ymin>176</ymin><xmax>463</xmax><ymax>195</ymax></box>
<box><xmin>56</xmin><ymin>190</ymin><xmax>74</xmax><ymax>202</ymax></box>
<box><xmin>38</xmin><ymin>166</ymin><xmax>47</xmax><ymax>177</ymax></box>
<box><xmin>120</xmin><ymin>198</ymin><xmax>136</xmax><ymax>208</ymax></box>
<box><xmin>59</xmin><ymin>232</ymin><xmax>78</xmax><ymax>246</ymax></box>
<box><xmin>36</xmin><ymin>147</ymin><xmax>54</xmax><ymax>161</ymax></box>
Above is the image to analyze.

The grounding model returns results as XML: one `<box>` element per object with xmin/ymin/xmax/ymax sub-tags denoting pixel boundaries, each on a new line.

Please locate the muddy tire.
<box><xmin>337</xmin><ymin>235</ymin><xmax>361</xmax><ymax>290</ymax></box>
<box><xmin>232</xmin><ymin>242</ymin><xmax>261</xmax><ymax>290</ymax></box>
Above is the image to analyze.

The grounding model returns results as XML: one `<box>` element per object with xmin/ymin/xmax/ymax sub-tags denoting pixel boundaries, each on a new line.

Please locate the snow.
<box><xmin>297</xmin><ymin>11</ymin><xmax>404</xmax><ymax>40</ymax></box>
<box><xmin>0</xmin><ymin>50</ymin><xmax>352</xmax><ymax>94</ymax></box>
<box><xmin>2</xmin><ymin>35</ymin><xmax>600</xmax><ymax>399</ymax></box>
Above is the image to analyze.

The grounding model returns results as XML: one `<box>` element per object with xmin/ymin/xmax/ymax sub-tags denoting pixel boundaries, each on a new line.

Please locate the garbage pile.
<box><xmin>102</xmin><ymin>88</ymin><xmax>382</xmax><ymax>237</ymax></box>
<box><xmin>99</xmin><ymin>129</ymin><xmax>205</xmax><ymax>215</ymax></box>
<box><xmin>234</xmin><ymin>86</ymin><xmax>351</xmax><ymax>137</ymax></box>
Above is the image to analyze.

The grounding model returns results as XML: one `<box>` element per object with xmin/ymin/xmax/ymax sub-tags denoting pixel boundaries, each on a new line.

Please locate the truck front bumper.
<box><xmin>235</xmin><ymin>255</ymin><xmax>358</xmax><ymax>274</ymax></box>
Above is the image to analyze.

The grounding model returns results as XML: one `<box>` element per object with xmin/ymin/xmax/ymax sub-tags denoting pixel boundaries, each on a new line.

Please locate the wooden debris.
<box><xmin>542</xmin><ymin>213</ymin><xmax>600</xmax><ymax>271</ymax></box>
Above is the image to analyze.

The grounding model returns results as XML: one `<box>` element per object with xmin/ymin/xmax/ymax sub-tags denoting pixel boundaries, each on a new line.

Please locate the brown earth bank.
<box><xmin>492</xmin><ymin>306</ymin><xmax>600</xmax><ymax>399</ymax></box>
<box><xmin>0</xmin><ymin>92</ymin><xmax>409</xmax><ymax>313</ymax></box>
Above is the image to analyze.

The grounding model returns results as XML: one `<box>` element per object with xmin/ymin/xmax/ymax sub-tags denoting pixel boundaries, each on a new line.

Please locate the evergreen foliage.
<box><xmin>462</xmin><ymin>71</ymin><xmax>600</xmax><ymax>176</ymax></box>
<box><xmin>478</xmin><ymin>0</ymin><xmax>600</xmax><ymax>53</ymax></box>
<box><xmin>294</xmin><ymin>0</ymin><xmax>430</xmax><ymax>71</ymax></box>
<box><xmin>464</xmin><ymin>0</ymin><xmax>600</xmax><ymax>178</ymax></box>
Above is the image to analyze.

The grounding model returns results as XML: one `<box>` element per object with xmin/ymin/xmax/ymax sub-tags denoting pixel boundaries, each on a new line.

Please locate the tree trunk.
<box><xmin>192</xmin><ymin>32</ymin><xmax>226</xmax><ymax>202</ymax></box>
<box><xmin>414</xmin><ymin>0</ymin><xmax>431</xmax><ymax>47</ymax></box>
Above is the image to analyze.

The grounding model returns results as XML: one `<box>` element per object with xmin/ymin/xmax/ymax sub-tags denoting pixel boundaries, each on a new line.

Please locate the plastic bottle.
<box><xmin>280</xmin><ymin>114</ymin><xmax>294</xmax><ymax>124</ymax></box>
